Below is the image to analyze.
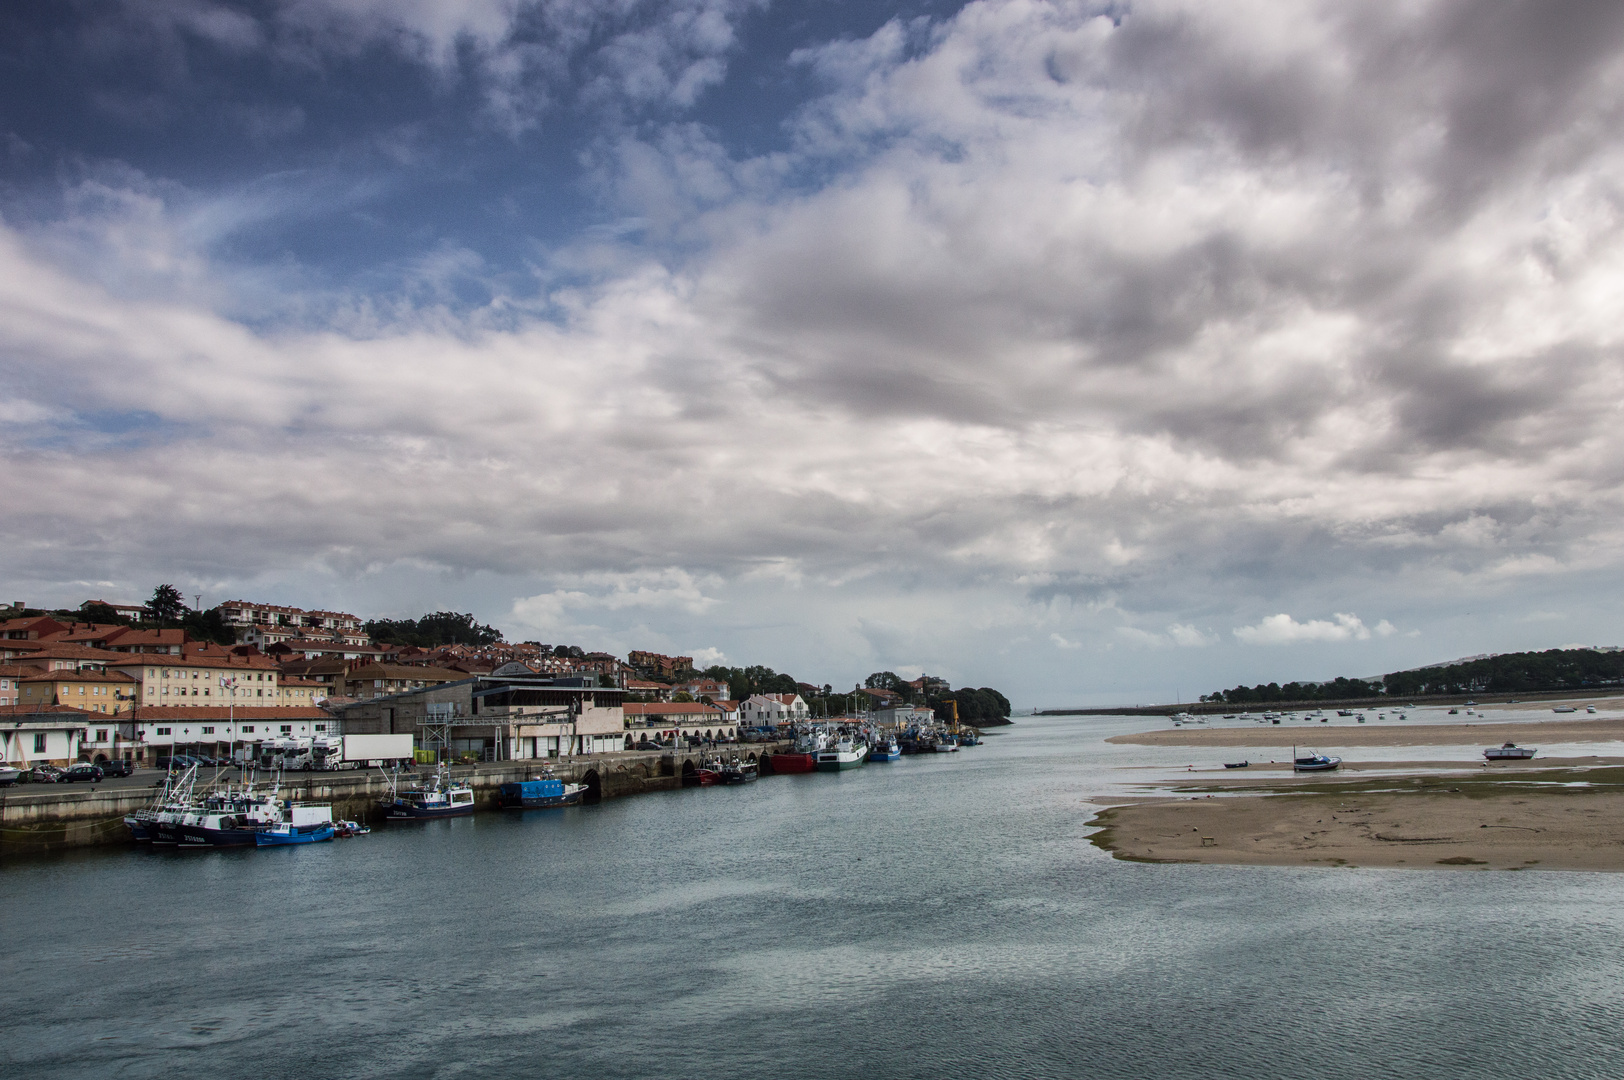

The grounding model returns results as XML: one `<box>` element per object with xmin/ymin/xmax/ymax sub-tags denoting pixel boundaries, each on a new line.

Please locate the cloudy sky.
<box><xmin>4</xmin><ymin>0</ymin><xmax>1624</xmax><ymax>707</ymax></box>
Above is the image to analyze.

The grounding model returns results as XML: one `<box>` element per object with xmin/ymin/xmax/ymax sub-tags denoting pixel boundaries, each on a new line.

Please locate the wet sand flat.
<box><xmin>1107</xmin><ymin>717</ymin><xmax>1624</xmax><ymax>748</ymax></box>
<box><xmin>1089</xmin><ymin>768</ymin><xmax>1624</xmax><ymax>871</ymax></box>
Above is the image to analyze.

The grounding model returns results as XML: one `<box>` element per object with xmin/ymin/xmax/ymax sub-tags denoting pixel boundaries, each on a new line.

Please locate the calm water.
<box><xmin>6</xmin><ymin>717</ymin><xmax>1624</xmax><ymax>1079</ymax></box>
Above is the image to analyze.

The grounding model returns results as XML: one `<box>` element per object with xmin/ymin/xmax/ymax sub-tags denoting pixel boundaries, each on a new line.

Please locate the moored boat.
<box><xmin>769</xmin><ymin>731</ymin><xmax>824</xmax><ymax>774</ymax></box>
<box><xmin>868</xmin><ymin>738</ymin><xmax>901</xmax><ymax>762</ymax></box>
<box><xmin>1483</xmin><ymin>742</ymin><xmax>1537</xmax><ymax>760</ymax></box>
<box><xmin>495</xmin><ymin>770</ymin><xmax>586</xmax><ymax>808</ymax></box>
<box><xmin>381</xmin><ymin>768</ymin><xmax>475</xmax><ymax>819</ymax></box>
<box><xmin>717</xmin><ymin>757</ymin><xmax>759</xmax><ymax>784</ymax></box>
<box><xmin>1224</xmin><ymin>761</ymin><xmax>1249</xmax><ymax>769</ymax></box>
<box><xmin>1553</xmin><ymin>705</ymin><xmax>1577</xmax><ymax>714</ymax></box>
<box><xmin>815</xmin><ymin>736</ymin><xmax>868</xmax><ymax>771</ymax></box>
<box><xmin>1292</xmin><ymin>752</ymin><xmax>1341</xmax><ymax>772</ymax></box>
<box><xmin>255</xmin><ymin>804</ymin><xmax>337</xmax><ymax>846</ymax></box>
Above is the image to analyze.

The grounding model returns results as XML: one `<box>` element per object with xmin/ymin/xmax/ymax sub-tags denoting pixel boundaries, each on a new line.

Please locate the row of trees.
<box><xmin>1202</xmin><ymin>676</ymin><xmax>1383</xmax><ymax>704</ymax></box>
<box><xmin>1381</xmin><ymin>649</ymin><xmax>1624</xmax><ymax>696</ymax></box>
<box><xmin>1205</xmin><ymin>648</ymin><xmax>1624</xmax><ymax>703</ymax></box>
<box><xmin>364</xmin><ymin>612</ymin><xmax>503</xmax><ymax>648</ymax></box>
<box><xmin>929</xmin><ymin>687</ymin><xmax>1012</xmax><ymax>722</ymax></box>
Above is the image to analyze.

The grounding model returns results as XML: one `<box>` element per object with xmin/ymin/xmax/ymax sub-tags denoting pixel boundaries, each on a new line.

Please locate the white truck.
<box><xmin>341</xmin><ymin>733</ymin><xmax>415</xmax><ymax>767</ymax></box>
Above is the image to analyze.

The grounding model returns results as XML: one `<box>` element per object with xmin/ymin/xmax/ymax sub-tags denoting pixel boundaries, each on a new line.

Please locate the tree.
<box><xmin>364</xmin><ymin>612</ymin><xmax>503</xmax><ymax>648</ymax></box>
<box><xmin>672</xmin><ymin>691</ymin><xmax>694</xmax><ymax>703</ymax></box>
<box><xmin>79</xmin><ymin>602</ymin><xmax>134</xmax><ymax>627</ymax></box>
<box><xmin>148</xmin><ymin>585</ymin><xmax>187</xmax><ymax>627</ymax></box>
<box><xmin>865</xmin><ymin>671</ymin><xmax>905</xmax><ymax>692</ymax></box>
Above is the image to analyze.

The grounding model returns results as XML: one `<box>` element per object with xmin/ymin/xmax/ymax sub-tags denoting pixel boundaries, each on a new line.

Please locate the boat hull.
<box><xmin>499</xmin><ymin>791</ymin><xmax>583</xmax><ymax>808</ymax></box>
<box><xmin>256</xmin><ymin>824</ymin><xmax>336</xmax><ymax>846</ymax></box>
<box><xmin>768</xmin><ymin>752</ymin><xmax>817</xmax><ymax>774</ymax></box>
<box><xmin>1484</xmin><ymin>748</ymin><xmax>1537</xmax><ymax>760</ymax></box>
<box><xmin>382</xmin><ymin>801</ymin><xmax>475</xmax><ymax>820</ymax></box>
<box><xmin>867</xmin><ymin>748</ymin><xmax>901</xmax><ymax>762</ymax></box>
<box><xmin>173</xmin><ymin>824</ymin><xmax>264</xmax><ymax>848</ymax></box>
<box><xmin>815</xmin><ymin>751</ymin><xmax>867</xmax><ymax>772</ymax></box>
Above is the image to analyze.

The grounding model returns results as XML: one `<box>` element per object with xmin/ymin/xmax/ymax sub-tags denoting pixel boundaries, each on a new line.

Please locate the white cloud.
<box><xmin>1051</xmin><ymin>632</ymin><xmax>1084</xmax><ymax>650</ymax></box>
<box><xmin>1233</xmin><ymin>613</ymin><xmax>1378</xmax><ymax>645</ymax></box>
<box><xmin>688</xmin><ymin>646</ymin><xmax>727</xmax><ymax>668</ymax></box>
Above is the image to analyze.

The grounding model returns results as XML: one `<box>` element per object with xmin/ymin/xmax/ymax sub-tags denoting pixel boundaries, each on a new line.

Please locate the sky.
<box><xmin>4</xmin><ymin>0</ymin><xmax>1624</xmax><ymax>708</ymax></box>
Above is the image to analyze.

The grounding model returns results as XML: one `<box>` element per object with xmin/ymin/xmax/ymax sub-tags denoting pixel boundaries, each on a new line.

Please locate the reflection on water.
<box><xmin>4</xmin><ymin>717</ymin><xmax>1623</xmax><ymax>1079</ymax></box>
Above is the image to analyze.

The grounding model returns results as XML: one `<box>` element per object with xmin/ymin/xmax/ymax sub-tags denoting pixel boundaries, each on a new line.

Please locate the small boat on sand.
<box><xmin>1484</xmin><ymin>743</ymin><xmax>1537</xmax><ymax>760</ymax></box>
<box><xmin>1293</xmin><ymin>752</ymin><xmax>1341</xmax><ymax>773</ymax></box>
<box><xmin>1553</xmin><ymin>706</ymin><xmax>1577</xmax><ymax>714</ymax></box>
<box><xmin>1224</xmin><ymin>761</ymin><xmax>1249</xmax><ymax>769</ymax></box>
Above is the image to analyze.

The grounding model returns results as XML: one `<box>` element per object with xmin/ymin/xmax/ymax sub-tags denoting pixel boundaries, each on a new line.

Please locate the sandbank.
<box><xmin>1089</xmin><ymin>766</ymin><xmax>1624</xmax><ymax>871</ymax></box>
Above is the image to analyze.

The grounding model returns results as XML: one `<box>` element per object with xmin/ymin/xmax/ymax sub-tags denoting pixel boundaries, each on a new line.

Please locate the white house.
<box><xmin>740</xmin><ymin>693</ymin><xmax>809</xmax><ymax>726</ymax></box>
<box><xmin>1</xmin><ymin>706</ymin><xmax>91</xmax><ymax>767</ymax></box>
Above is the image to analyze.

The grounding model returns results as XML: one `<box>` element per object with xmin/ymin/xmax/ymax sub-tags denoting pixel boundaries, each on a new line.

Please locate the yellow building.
<box><xmin>107</xmin><ymin>653</ymin><xmax>284</xmax><ymax>708</ymax></box>
<box><xmin>18</xmin><ymin>668</ymin><xmax>137</xmax><ymax>713</ymax></box>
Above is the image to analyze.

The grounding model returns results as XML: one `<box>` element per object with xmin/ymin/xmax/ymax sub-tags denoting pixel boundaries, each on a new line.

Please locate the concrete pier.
<box><xmin>0</xmin><ymin>743</ymin><xmax>790</xmax><ymax>857</ymax></box>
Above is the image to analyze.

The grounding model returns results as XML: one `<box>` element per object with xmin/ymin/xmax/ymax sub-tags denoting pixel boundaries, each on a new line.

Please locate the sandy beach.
<box><xmin>1089</xmin><ymin>768</ymin><xmax>1624</xmax><ymax>870</ymax></box>
<box><xmin>1092</xmin><ymin>708</ymin><xmax>1624</xmax><ymax>870</ymax></box>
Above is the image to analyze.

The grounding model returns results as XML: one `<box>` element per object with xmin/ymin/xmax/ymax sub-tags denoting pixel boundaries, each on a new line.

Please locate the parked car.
<box><xmin>64</xmin><ymin>763</ymin><xmax>105</xmax><ymax>783</ymax></box>
<box><xmin>99</xmin><ymin>759</ymin><xmax>134</xmax><ymax>777</ymax></box>
<box><xmin>27</xmin><ymin>764</ymin><xmax>66</xmax><ymax>783</ymax></box>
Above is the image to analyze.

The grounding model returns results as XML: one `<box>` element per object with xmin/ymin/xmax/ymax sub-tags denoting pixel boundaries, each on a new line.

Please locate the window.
<box><xmin>314</xmin><ymin>724</ymin><xmax>326</xmax><ymax>732</ymax></box>
<box><xmin>96</xmin><ymin>729</ymin><xmax>107</xmax><ymax>741</ymax></box>
<box><xmin>241</xmin><ymin>725</ymin><xmax>254</xmax><ymax>733</ymax></box>
<box><xmin>202</xmin><ymin>726</ymin><xmax>215</xmax><ymax>734</ymax></box>
<box><xmin>156</xmin><ymin>727</ymin><xmax>171</xmax><ymax>735</ymax></box>
<box><xmin>280</xmin><ymin>725</ymin><xmax>292</xmax><ymax>734</ymax></box>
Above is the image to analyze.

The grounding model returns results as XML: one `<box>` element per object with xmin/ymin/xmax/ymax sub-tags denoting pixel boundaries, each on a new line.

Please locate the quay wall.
<box><xmin>0</xmin><ymin>743</ymin><xmax>789</xmax><ymax>858</ymax></box>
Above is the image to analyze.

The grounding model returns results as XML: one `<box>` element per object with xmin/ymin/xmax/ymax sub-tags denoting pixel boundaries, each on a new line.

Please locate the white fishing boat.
<box><xmin>816</xmin><ymin>736</ymin><xmax>869</xmax><ymax>770</ymax></box>
<box><xmin>1483</xmin><ymin>743</ymin><xmax>1537</xmax><ymax>760</ymax></box>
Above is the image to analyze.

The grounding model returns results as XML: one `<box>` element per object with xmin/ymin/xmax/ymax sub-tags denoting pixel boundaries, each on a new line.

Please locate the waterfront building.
<box><xmin>129</xmin><ymin>706</ymin><xmax>338</xmax><ymax>765</ymax></box>
<box><xmin>0</xmin><ymin>663</ymin><xmax>29</xmax><ymax>706</ymax></box>
<box><xmin>0</xmin><ymin>704</ymin><xmax>93</xmax><ymax>767</ymax></box>
<box><xmin>336</xmin><ymin>673</ymin><xmax>625</xmax><ymax>761</ymax></box>
<box><xmin>623</xmin><ymin>701</ymin><xmax>738</xmax><ymax>743</ymax></box>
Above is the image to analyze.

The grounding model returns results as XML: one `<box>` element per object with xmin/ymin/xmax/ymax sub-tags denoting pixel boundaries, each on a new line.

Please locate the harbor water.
<box><xmin>6</xmin><ymin>716</ymin><xmax>1624</xmax><ymax>1079</ymax></box>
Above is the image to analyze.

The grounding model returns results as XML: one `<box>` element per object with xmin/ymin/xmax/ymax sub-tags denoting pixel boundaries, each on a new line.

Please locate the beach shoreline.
<box><xmin>1090</xmin><ymin>708</ymin><xmax>1624</xmax><ymax>871</ymax></box>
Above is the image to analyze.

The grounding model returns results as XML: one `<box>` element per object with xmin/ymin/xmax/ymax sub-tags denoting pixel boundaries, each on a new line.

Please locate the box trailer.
<box><xmin>342</xmin><ymin>734</ymin><xmax>414</xmax><ymax>764</ymax></box>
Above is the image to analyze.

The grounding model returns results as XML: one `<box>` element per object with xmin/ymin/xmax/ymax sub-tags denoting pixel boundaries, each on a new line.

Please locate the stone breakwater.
<box><xmin>0</xmin><ymin>743</ymin><xmax>789</xmax><ymax>857</ymax></box>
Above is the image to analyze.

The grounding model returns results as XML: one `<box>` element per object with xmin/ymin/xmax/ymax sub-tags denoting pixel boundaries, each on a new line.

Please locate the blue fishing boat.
<box><xmin>254</xmin><ymin>803</ymin><xmax>337</xmax><ymax>845</ymax></box>
<box><xmin>868</xmin><ymin>738</ymin><xmax>901</xmax><ymax>762</ymax></box>
<box><xmin>1292</xmin><ymin>751</ymin><xmax>1342</xmax><ymax>773</ymax></box>
<box><xmin>495</xmin><ymin>771</ymin><xmax>585</xmax><ymax>809</ymax></box>
<box><xmin>255</xmin><ymin>821</ymin><xmax>336</xmax><ymax>845</ymax></box>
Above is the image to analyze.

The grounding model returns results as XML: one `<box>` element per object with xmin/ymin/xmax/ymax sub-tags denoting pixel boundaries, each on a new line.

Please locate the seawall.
<box><xmin>0</xmin><ymin>743</ymin><xmax>789</xmax><ymax>858</ymax></box>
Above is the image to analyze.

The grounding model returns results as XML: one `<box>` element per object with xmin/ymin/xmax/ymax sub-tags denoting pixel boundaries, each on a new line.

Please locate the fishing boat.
<box><xmin>815</xmin><ymin>735</ymin><xmax>868</xmax><ymax>771</ymax></box>
<box><xmin>1337</xmin><ymin>710</ymin><xmax>1354</xmax><ymax>717</ymax></box>
<box><xmin>1483</xmin><ymin>743</ymin><xmax>1537</xmax><ymax>760</ymax></box>
<box><xmin>495</xmin><ymin>769</ymin><xmax>586</xmax><ymax>808</ymax></box>
<box><xmin>1588</xmin><ymin>706</ymin><xmax>1597</xmax><ymax>714</ymax></box>
<box><xmin>868</xmin><ymin>738</ymin><xmax>901</xmax><ymax>762</ymax></box>
<box><xmin>931</xmin><ymin>736</ymin><xmax>959</xmax><ymax>753</ymax></box>
<box><xmin>0</xmin><ymin>765</ymin><xmax>18</xmax><ymax>787</ymax></box>
<box><xmin>768</xmin><ymin>731</ymin><xmax>824</xmax><ymax>774</ymax></box>
<box><xmin>1224</xmin><ymin>761</ymin><xmax>1249</xmax><ymax>769</ymax></box>
<box><xmin>255</xmin><ymin>804</ymin><xmax>337</xmax><ymax>846</ymax></box>
<box><xmin>717</xmin><ymin>757</ymin><xmax>759</xmax><ymax>784</ymax></box>
<box><xmin>694</xmin><ymin>761</ymin><xmax>721</xmax><ymax>786</ymax></box>
<box><xmin>1292</xmin><ymin>751</ymin><xmax>1342</xmax><ymax>773</ymax></box>
<box><xmin>380</xmin><ymin>767</ymin><xmax>475</xmax><ymax>820</ymax></box>
<box><xmin>334</xmin><ymin>820</ymin><xmax>371</xmax><ymax>837</ymax></box>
